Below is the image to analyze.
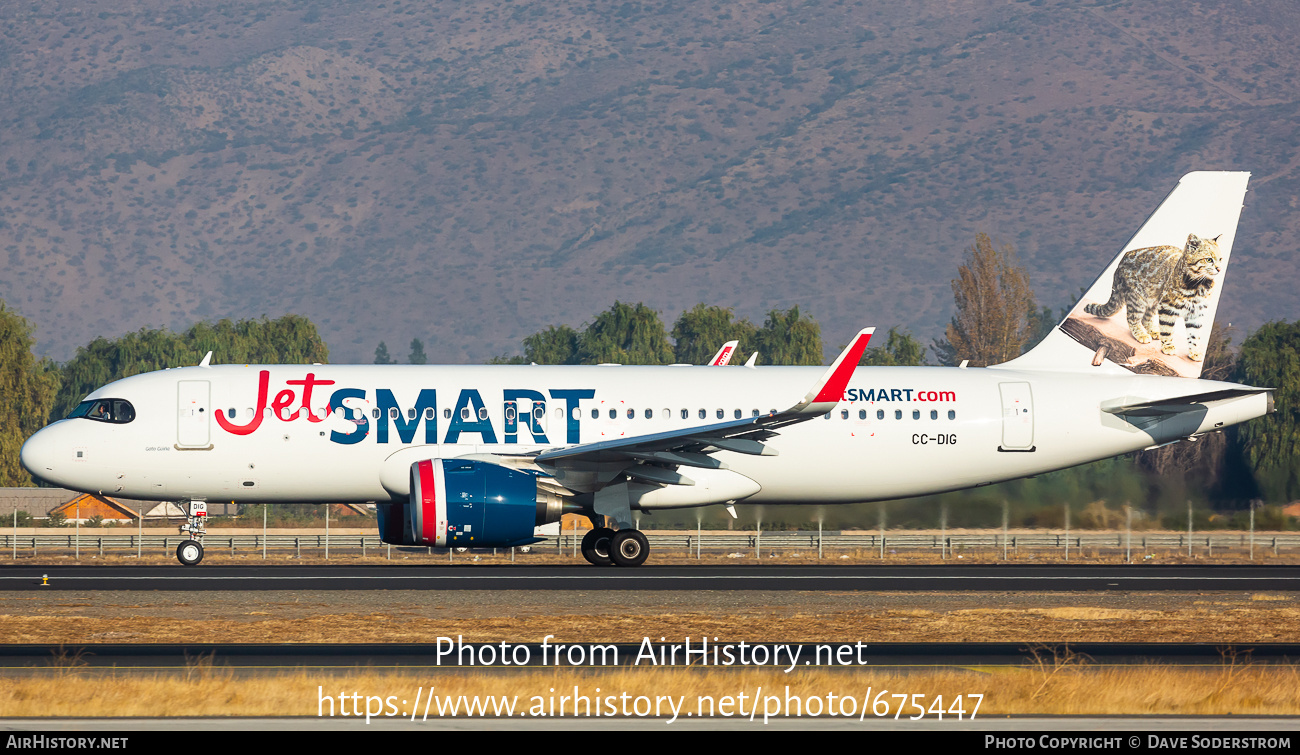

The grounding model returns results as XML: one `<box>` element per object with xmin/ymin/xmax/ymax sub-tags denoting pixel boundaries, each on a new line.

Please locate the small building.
<box><xmin>49</xmin><ymin>494</ymin><xmax>142</xmax><ymax>524</ymax></box>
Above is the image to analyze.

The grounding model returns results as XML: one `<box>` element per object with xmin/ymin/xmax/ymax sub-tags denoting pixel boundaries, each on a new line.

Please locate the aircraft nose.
<box><xmin>20</xmin><ymin>426</ymin><xmax>60</xmax><ymax>483</ymax></box>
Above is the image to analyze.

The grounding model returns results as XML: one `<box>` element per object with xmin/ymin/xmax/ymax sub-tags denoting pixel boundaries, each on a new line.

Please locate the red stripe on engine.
<box><xmin>418</xmin><ymin>460</ymin><xmax>436</xmax><ymax>544</ymax></box>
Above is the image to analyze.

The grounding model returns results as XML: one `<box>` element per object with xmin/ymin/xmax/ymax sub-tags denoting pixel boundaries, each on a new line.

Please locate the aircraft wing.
<box><xmin>535</xmin><ymin>328</ymin><xmax>874</xmax><ymax>476</ymax></box>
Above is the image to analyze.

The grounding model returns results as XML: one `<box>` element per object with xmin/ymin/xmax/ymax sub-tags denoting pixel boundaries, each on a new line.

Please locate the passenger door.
<box><xmin>177</xmin><ymin>381</ymin><xmax>211</xmax><ymax>448</ymax></box>
<box><xmin>998</xmin><ymin>382</ymin><xmax>1035</xmax><ymax>451</ymax></box>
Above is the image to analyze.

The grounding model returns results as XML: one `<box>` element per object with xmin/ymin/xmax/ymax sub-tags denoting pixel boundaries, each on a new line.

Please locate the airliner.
<box><xmin>20</xmin><ymin>172</ymin><xmax>1272</xmax><ymax>566</ymax></box>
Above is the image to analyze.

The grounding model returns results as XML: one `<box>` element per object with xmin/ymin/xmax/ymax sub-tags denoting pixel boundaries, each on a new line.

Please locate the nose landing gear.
<box><xmin>176</xmin><ymin>500</ymin><xmax>207</xmax><ymax>566</ymax></box>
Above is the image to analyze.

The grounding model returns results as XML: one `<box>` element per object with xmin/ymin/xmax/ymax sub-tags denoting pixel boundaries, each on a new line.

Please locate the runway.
<box><xmin>0</xmin><ymin>641</ymin><xmax>1296</xmax><ymax>669</ymax></box>
<box><xmin>0</xmin><ymin>563</ymin><xmax>1297</xmax><ymax>591</ymax></box>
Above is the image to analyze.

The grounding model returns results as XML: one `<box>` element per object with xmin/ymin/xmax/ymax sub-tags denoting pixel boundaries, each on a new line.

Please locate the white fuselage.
<box><xmin>19</xmin><ymin>362</ymin><xmax>1268</xmax><ymax>509</ymax></box>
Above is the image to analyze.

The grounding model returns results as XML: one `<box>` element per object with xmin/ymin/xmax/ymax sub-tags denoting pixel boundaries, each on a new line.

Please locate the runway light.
<box><xmin>40</xmin><ymin>574</ymin><xmax>49</xmax><ymax>587</ymax></box>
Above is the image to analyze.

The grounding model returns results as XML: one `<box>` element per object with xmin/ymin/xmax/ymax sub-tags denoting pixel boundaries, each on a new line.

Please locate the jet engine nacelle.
<box><xmin>376</xmin><ymin>459</ymin><xmax>561</xmax><ymax>548</ymax></box>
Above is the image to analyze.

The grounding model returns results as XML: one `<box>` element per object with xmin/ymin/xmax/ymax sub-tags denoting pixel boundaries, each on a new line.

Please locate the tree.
<box><xmin>670</xmin><ymin>304</ymin><xmax>756</xmax><ymax>364</ymax></box>
<box><xmin>1236</xmin><ymin>320</ymin><xmax>1300</xmax><ymax>501</ymax></box>
<box><xmin>752</xmin><ymin>306</ymin><xmax>823</xmax><ymax>365</ymax></box>
<box><xmin>861</xmin><ymin>327</ymin><xmax>928</xmax><ymax>366</ymax></box>
<box><xmin>0</xmin><ymin>301</ymin><xmax>61</xmax><ymax>486</ymax></box>
<box><xmin>576</xmin><ymin>302</ymin><xmax>674</xmax><ymax>365</ymax></box>
<box><xmin>932</xmin><ymin>233</ymin><xmax>1036</xmax><ymax>366</ymax></box>
<box><xmin>54</xmin><ymin>316</ymin><xmax>330</xmax><ymax>421</ymax></box>
<box><xmin>408</xmin><ymin>338</ymin><xmax>428</xmax><ymax>365</ymax></box>
<box><xmin>373</xmin><ymin>341</ymin><xmax>396</xmax><ymax>365</ymax></box>
<box><xmin>488</xmin><ymin>325</ymin><xmax>582</xmax><ymax>365</ymax></box>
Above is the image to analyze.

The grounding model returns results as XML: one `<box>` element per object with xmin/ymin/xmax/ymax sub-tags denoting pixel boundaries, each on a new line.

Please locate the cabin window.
<box><xmin>877</xmin><ymin>409</ymin><xmax>885</xmax><ymax>420</ymax></box>
<box><xmin>478</xmin><ymin>407</ymin><xmax>488</xmax><ymax>420</ymax></box>
<box><xmin>372</xmin><ymin>408</ymin><xmax>381</xmax><ymax>420</ymax></box>
<box><xmin>859</xmin><ymin>409</ymin><xmax>867</xmax><ymax>420</ymax></box>
<box><xmin>407</xmin><ymin>408</ymin><xmax>417</xmax><ymax>420</ymax></box>
<box><xmin>752</xmin><ymin>409</ymin><xmax>760</xmax><ymax>417</ymax></box>
<box><xmin>930</xmin><ymin>410</ymin><xmax>938</xmax><ymax>420</ymax></box>
<box><xmin>461</xmin><ymin>407</ymin><xmax>471</xmax><ymax>420</ymax></box>
<box><xmin>894</xmin><ymin>410</ymin><xmax>902</xmax><ymax>420</ymax></box>
<box><xmin>912</xmin><ymin>410</ymin><xmax>920</xmax><ymax>420</ymax></box>
<box><xmin>823</xmin><ymin>412</ymin><xmax>831</xmax><ymax>420</ymax></box>
<box><xmin>681</xmin><ymin>409</ymin><xmax>689</xmax><ymax>420</ymax></box>
<box><xmin>662</xmin><ymin>409</ymin><xmax>670</xmax><ymax>419</ymax></box>
<box><xmin>443</xmin><ymin>408</ymin><xmax>452</xmax><ymax>420</ymax></box>
<box><xmin>734</xmin><ymin>409</ymin><xmax>742</xmax><ymax>419</ymax></box>
<box><xmin>627</xmin><ymin>408</ymin><xmax>635</xmax><ymax>419</ymax></box>
<box><xmin>536</xmin><ymin>406</ymin><xmax>547</xmax><ymax>422</ymax></box>
<box><xmin>228</xmin><ymin>408</ymin><xmax>237</xmax><ymax>419</ymax></box>
<box><xmin>571</xmin><ymin>407</ymin><xmax>581</xmax><ymax>421</ymax></box>
<box><xmin>389</xmin><ymin>407</ymin><xmax>399</xmax><ymax>420</ymax></box>
<box><xmin>645</xmin><ymin>408</ymin><xmax>653</xmax><ymax>419</ymax></box>
<box><xmin>591</xmin><ymin>408</ymin><xmax>600</xmax><ymax>419</ymax></box>
<box><xmin>698</xmin><ymin>409</ymin><xmax>706</xmax><ymax>420</ymax></box>
<box><xmin>609</xmin><ymin>408</ymin><xmax>617</xmax><ymax>419</ymax></box>
<box><xmin>841</xmin><ymin>409</ymin><xmax>849</xmax><ymax>420</ymax></box>
<box><xmin>715</xmin><ymin>409</ymin><xmax>723</xmax><ymax>419</ymax></box>
<box><xmin>948</xmin><ymin>410</ymin><xmax>956</xmax><ymax>420</ymax></box>
<box><xmin>505</xmin><ymin>405</ymin><xmax>517</xmax><ymax>422</ymax></box>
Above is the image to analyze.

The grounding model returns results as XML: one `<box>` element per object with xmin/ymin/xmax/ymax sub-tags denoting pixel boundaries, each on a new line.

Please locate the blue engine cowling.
<box><xmin>376</xmin><ymin>458</ymin><xmax>555</xmax><ymax>548</ymax></box>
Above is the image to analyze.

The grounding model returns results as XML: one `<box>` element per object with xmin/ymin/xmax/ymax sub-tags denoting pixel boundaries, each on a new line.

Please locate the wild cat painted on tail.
<box><xmin>1053</xmin><ymin>171</ymin><xmax>1249</xmax><ymax>378</ymax></box>
<box><xmin>21</xmin><ymin>172</ymin><xmax>1273</xmax><ymax>566</ymax></box>
<box><xmin>1083</xmin><ymin>233</ymin><xmax>1222</xmax><ymax>361</ymax></box>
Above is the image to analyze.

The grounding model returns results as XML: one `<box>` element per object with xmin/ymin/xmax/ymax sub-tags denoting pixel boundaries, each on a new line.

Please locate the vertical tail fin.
<box><xmin>999</xmin><ymin>171</ymin><xmax>1250</xmax><ymax>378</ymax></box>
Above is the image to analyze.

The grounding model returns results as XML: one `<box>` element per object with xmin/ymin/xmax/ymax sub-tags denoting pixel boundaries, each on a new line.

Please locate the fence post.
<box><xmin>75</xmin><ymin>501</ymin><xmax>80</xmax><ymax>561</ymax></box>
<box><xmin>879</xmin><ymin>504</ymin><xmax>886</xmax><ymax>560</ymax></box>
<box><xmin>137</xmin><ymin>508</ymin><xmax>142</xmax><ymax>559</ymax></box>
<box><xmin>325</xmin><ymin>505</ymin><xmax>330</xmax><ymax>560</ymax></box>
<box><xmin>1125</xmin><ymin>505</ymin><xmax>1132</xmax><ymax>564</ymax></box>
<box><xmin>98</xmin><ymin>537</ymin><xmax>103</xmax><ymax>559</ymax></box>
<box><xmin>295</xmin><ymin>537</ymin><xmax>300</xmax><ymax>559</ymax></box>
<box><xmin>756</xmin><ymin>520</ymin><xmax>761</xmax><ymax>560</ymax></box>
<box><xmin>1002</xmin><ymin>501</ymin><xmax>1008</xmax><ymax>561</ymax></box>
<box><xmin>697</xmin><ymin>519</ymin><xmax>701</xmax><ymax>560</ymax></box>
<box><xmin>12</xmin><ymin>509</ymin><xmax>15</xmax><ymax>561</ymax></box>
<box><xmin>1187</xmin><ymin>501</ymin><xmax>1193</xmax><ymax>559</ymax></box>
<box><xmin>940</xmin><ymin>502</ymin><xmax>947</xmax><ymax>560</ymax></box>
<box><xmin>1249</xmin><ymin>502</ymin><xmax>1256</xmax><ymax>561</ymax></box>
<box><xmin>1064</xmin><ymin>503</ymin><xmax>1070</xmax><ymax>563</ymax></box>
<box><xmin>818</xmin><ymin>519</ymin><xmax>822</xmax><ymax>560</ymax></box>
<box><xmin>263</xmin><ymin>505</ymin><xmax>267</xmax><ymax>560</ymax></box>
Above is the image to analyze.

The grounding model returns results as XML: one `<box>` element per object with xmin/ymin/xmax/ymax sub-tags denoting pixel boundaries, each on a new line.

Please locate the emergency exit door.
<box><xmin>998</xmin><ymin>382</ymin><xmax>1035</xmax><ymax>451</ymax></box>
<box><xmin>177</xmin><ymin>380</ymin><xmax>211</xmax><ymax>447</ymax></box>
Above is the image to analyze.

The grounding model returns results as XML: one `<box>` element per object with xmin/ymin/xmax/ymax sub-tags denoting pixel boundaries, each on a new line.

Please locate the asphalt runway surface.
<box><xmin>1</xmin><ymin>642</ymin><xmax>1297</xmax><ymax>669</ymax></box>
<box><xmin>0</xmin><ymin>563</ymin><xmax>1298</xmax><ymax>591</ymax></box>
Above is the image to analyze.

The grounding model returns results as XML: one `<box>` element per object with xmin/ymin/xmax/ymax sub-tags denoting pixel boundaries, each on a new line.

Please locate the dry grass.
<box><xmin>1251</xmin><ymin>593</ymin><xmax>1292</xmax><ymax>602</ymax></box>
<box><xmin>2</xmin><ymin>663</ymin><xmax>1298</xmax><ymax>718</ymax></box>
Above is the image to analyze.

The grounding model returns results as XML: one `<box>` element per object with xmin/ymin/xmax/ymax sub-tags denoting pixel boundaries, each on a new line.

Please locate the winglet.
<box><xmin>744</xmin><ymin>352</ymin><xmax>758</xmax><ymax>368</ymax></box>
<box><xmin>199</xmin><ymin>351</ymin><xmax>213</xmax><ymax>368</ymax></box>
<box><xmin>789</xmin><ymin>328</ymin><xmax>874</xmax><ymax>414</ymax></box>
<box><xmin>709</xmin><ymin>341</ymin><xmax>739</xmax><ymax>366</ymax></box>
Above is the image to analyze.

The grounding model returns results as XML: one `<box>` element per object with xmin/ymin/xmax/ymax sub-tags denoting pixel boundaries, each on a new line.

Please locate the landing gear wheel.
<box><xmin>176</xmin><ymin>539</ymin><xmax>204</xmax><ymax>566</ymax></box>
<box><xmin>609</xmin><ymin>529</ymin><xmax>649</xmax><ymax>567</ymax></box>
<box><xmin>581</xmin><ymin>528</ymin><xmax>615</xmax><ymax>566</ymax></box>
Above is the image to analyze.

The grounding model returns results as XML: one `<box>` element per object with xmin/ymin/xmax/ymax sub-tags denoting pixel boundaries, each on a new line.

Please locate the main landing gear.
<box><xmin>581</xmin><ymin>525</ymin><xmax>649</xmax><ymax>567</ymax></box>
<box><xmin>176</xmin><ymin>500</ymin><xmax>207</xmax><ymax>566</ymax></box>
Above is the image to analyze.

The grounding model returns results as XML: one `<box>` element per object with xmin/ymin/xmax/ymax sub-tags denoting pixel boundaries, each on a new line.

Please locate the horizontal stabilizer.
<box><xmin>1102</xmin><ymin>388</ymin><xmax>1272</xmax><ymax>417</ymax></box>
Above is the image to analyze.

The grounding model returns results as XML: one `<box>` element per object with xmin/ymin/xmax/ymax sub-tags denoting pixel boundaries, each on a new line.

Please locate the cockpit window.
<box><xmin>68</xmin><ymin>399</ymin><xmax>135</xmax><ymax>424</ymax></box>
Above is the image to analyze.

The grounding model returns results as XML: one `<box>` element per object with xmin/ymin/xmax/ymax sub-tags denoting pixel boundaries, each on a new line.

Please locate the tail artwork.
<box><xmin>1003</xmin><ymin>171</ymin><xmax>1250</xmax><ymax>378</ymax></box>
